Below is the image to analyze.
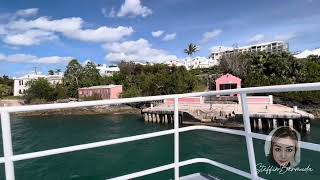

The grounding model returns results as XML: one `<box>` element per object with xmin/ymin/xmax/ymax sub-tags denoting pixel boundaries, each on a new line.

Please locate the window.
<box><xmin>220</xmin><ymin>83</ymin><xmax>237</xmax><ymax>90</ymax></box>
<box><xmin>19</xmin><ymin>80</ymin><xmax>24</xmax><ymax>86</ymax></box>
<box><xmin>19</xmin><ymin>89</ymin><xmax>22</xmax><ymax>94</ymax></box>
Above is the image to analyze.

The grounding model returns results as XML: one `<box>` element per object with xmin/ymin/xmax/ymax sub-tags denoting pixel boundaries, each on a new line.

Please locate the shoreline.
<box><xmin>9</xmin><ymin>98</ymin><xmax>320</xmax><ymax>120</ymax></box>
<box><xmin>13</xmin><ymin>105</ymin><xmax>141</xmax><ymax>117</ymax></box>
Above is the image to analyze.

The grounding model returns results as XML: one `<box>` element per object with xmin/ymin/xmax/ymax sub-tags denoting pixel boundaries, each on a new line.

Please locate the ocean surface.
<box><xmin>0</xmin><ymin>114</ymin><xmax>319</xmax><ymax>180</ymax></box>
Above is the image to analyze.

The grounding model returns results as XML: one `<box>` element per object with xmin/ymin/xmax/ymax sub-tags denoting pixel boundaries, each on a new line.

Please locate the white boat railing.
<box><xmin>1</xmin><ymin>83</ymin><xmax>320</xmax><ymax>180</ymax></box>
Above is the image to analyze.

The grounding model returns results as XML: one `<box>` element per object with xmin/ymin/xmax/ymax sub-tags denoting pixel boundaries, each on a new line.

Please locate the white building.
<box><xmin>294</xmin><ymin>48</ymin><xmax>320</xmax><ymax>59</ymax></box>
<box><xmin>96</xmin><ymin>64</ymin><xmax>120</xmax><ymax>77</ymax></box>
<box><xmin>13</xmin><ymin>73</ymin><xmax>63</xmax><ymax>96</ymax></box>
<box><xmin>184</xmin><ymin>56</ymin><xmax>218</xmax><ymax>70</ymax></box>
<box><xmin>210</xmin><ymin>41</ymin><xmax>289</xmax><ymax>61</ymax></box>
<box><xmin>164</xmin><ymin>60</ymin><xmax>185</xmax><ymax>67</ymax></box>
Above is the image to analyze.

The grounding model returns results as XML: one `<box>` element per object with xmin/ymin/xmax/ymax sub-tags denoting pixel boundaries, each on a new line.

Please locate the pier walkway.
<box><xmin>142</xmin><ymin>102</ymin><xmax>314</xmax><ymax>132</ymax></box>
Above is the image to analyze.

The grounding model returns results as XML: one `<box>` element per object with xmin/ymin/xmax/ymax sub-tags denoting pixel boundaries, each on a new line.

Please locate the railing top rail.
<box><xmin>1</xmin><ymin>82</ymin><xmax>320</xmax><ymax>113</ymax></box>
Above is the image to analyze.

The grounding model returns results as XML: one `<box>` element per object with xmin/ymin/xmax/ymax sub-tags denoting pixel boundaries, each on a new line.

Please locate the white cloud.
<box><xmin>36</xmin><ymin>56</ymin><xmax>72</xmax><ymax>64</ymax></box>
<box><xmin>3</xmin><ymin>30</ymin><xmax>57</xmax><ymax>46</ymax></box>
<box><xmin>210</xmin><ymin>46</ymin><xmax>233</xmax><ymax>53</ymax></box>
<box><xmin>0</xmin><ymin>53</ymin><xmax>5</xmax><ymax>61</ymax></box>
<box><xmin>5</xmin><ymin>16</ymin><xmax>134</xmax><ymax>44</ymax></box>
<box><xmin>162</xmin><ymin>33</ymin><xmax>176</xmax><ymax>41</ymax></box>
<box><xmin>8</xmin><ymin>17</ymin><xmax>83</xmax><ymax>32</ymax></box>
<box><xmin>0</xmin><ymin>53</ymin><xmax>72</xmax><ymax>64</ymax></box>
<box><xmin>15</xmin><ymin>8</ymin><xmax>39</xmax><ymax>17</ymax></box>
<box><xmin>63</xmin><ymin>26</ymin><xmax>134</xmax><ymax>43</ymax></box>
<box><xmin>248</xmin><ymin>34</ymin><xmax>265</xmax><ymax>43</ymax></box>
<box><xmin>200</xmin><ymin>29</ymin><xmax>222</xmax><ymax>44</ymax></box>
<box><xmin>0</xmin><ymin>26</ymin><xmax>6</xmax><ymax>35</ymax></box>
<box><xmin>116</xmin><ymin>0</ymin><xmax>152</xmax><ymax>18</ymax></box>
<box><xmin>102</xmin><ymin>7</ymin><xmax>117</xmax><ymax>18</ymax></box>
<box><xmin>151</xmin><ymin>30</ymin><xmax>164</xmax><ymax>37</ymax></box>
<box><xmin>103</xmin><ymin>38</ymin><xmax>177</xmax><ymax>63</ymax></box>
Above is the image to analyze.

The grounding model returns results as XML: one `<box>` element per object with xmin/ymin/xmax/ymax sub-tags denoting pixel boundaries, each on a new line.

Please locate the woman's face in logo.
<box><xmin>272</xmin><ymin>137</ymin><xmax>296</xmax><ymax>167</ymax></box>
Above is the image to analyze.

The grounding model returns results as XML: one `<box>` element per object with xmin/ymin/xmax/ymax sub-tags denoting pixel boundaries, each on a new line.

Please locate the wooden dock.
<box><xmin>142</xmin><ymin>103</ymin><xmax>314</xmax><ymax>133</ymax></box>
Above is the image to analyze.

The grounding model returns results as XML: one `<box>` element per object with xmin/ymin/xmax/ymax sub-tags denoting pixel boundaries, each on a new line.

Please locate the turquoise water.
<box><xmin>0</xmin><ymin>114</ymin><xmax>319</xmax><ymax>180</ymax></box>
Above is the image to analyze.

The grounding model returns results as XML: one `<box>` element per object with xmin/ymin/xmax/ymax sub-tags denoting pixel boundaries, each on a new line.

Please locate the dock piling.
<box><xmin>273</xmin><ymin>119</ymin><xmax>277</xmax><ymax>129</ymax></box>
<box><xmin>164</xmin><ymin>114</ymin><xmax>168</xmax><ymax>124</ymax></box>
<box><xmin>144</xmin><ymin>113</ymin><xmax>148</xmax><ymax>122</ymax></box>
<box><xmin>267</xmin><ymin>119</ymin><xmax>271</xmax><ymax>129</ymax></box>
<box><xmin>152</xmin><ymin>114</ymin><xmax>156</xmax><ymax>123</ymax></box>
<box><xmin>148</xmin><ymin>113</ymin><xmax>152</xmax><ymax>122</ymax></box>
<box><xmin>289</xmin><ymin>119</ymin><xmax>293</xmax><ymax>129</ymax></box>
<box><xmin>306</xmin><ymin>123</ymin><xmax>311</xmax><ymax>133</ymax></box>
<box><xmin>156</xmin><ymin>114</ymin><xmax>160</xmax><ymax>123</ymax></box>
<box><xmin>253</xmin><ymin>119</ymin><xmax>257</xmax><ymax>130</ymax></box>
<box><xmin>258</xmin><ymin>118</ymin><xmax>262</xmax><ymax>130</ymax></box>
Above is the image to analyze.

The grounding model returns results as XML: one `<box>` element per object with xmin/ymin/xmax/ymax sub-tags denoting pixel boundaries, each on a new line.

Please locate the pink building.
<box><xmin>215</xmin><ymin>74</ymin><xmax>241</xmax><ymax>96</ymax></box>
<box><xmin>78</xmin><ymin>85</ymin><xmax>123</xmax><ymax>99</ymax></box>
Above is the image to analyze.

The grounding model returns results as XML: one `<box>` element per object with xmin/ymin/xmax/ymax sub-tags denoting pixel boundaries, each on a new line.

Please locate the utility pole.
<box><xmin>33</xmin><ymin>67</ymin><xmax>38</xmax><ymax>75</ymax></box>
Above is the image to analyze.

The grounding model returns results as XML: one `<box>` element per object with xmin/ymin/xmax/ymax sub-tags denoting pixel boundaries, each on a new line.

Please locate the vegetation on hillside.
<box><xmin>217</xmin><ymin>52</ymin><xmax>320</xmax><ymax>104</ymax></box>
<box><xmin>0</xmin><ymin>75</ymin><xmax>14</xmax><ymax>98</ymax></box>
<box><xmin>103</xmin><ymin>61</ymin><xmax>203</xmax><ymax>98</ymax></box>
<box><xmin>3</xmin><ymin>50</ymin><xmax>320</xmax><ymax>105</ymax></box>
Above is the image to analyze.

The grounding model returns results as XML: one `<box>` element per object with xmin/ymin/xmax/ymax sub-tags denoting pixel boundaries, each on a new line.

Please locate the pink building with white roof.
<box><xmin>215</xmin><ymin>74</ymin><xmax>241</xmax><ymax>96</ymax></box>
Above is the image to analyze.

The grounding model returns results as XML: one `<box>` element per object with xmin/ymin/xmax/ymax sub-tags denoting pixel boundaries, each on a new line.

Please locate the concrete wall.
<box><xmin>110</xmin><ymin>86</ymin><xmax>123</xmax><ymax>99</ymax></box>
<box><xmin>79</xmin><ymin>88</ymin><xmax>111</xmax><ymax>99</ymax></box>
<box><xmin>79</xmin><ymin>85</ymin><xmax>123</xmax><ymax>100</ymax></box>
<box><xmin>164</xmin><ymin>97</ymin><xmax>203</xmax><ymax>105</ymax></box>
<box><xmin>239</xmin><ymin>95</ymin><xmax>273</xmax><ymax>104</ymax></box>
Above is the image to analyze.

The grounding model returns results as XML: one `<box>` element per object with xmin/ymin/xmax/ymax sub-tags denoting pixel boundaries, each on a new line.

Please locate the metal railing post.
<box><xmin>240</xmin><ymin>93</ymin><xmax>258</xmax><ymax>179</ymax></box>
<box><xmin>174</xmin><ymin>98</ymin><xmax>179</xmax><ymax>180</ymax></box>
<box><xmin>1</xmin><ymin>111</ymin><xmax>15</xmax><ymax>180</ymax></box>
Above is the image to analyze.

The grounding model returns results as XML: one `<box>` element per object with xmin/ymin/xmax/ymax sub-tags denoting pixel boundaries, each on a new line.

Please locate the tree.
<box><xmin>55</xmin><ymin>69</ymin><xmax>62</xmax><ymax>74</ymax></box>
<box><xmin>81</xmin><ymin>61</ymin><xmax>102</xmax><ymax>87</ymax></box>
<box><xmin>0</xmin><ymin>75</ymin><xmax>14</xmax><ymax>96</ymax></box>
<box><xmin>48</xmin><ymin>70</ymin><xmax>54</xmax><ymax>75</ymax></box>
<box><xmin>184</xmin><ymin>43</ymin><xmax>199</xmax><ymax>57</ymax></box>
<box><xmin>219</xmin><ymin>53</ymin><xmax>249</xmax><ymax>78</ymax></box>
<box><xmin>114</xmin><ymin>61</ymin><xmax>201</xmax><ymax>98</ymax></box>
<box><xmin>0</xmin><ymin>84</ymin><xmax>11</xmax><ymax>98</ymax></box>
<box><xmin>53</xmin><ymin>84</ymin><xmax>68</xmax><ymax>99</ymax></box>
<box><xmin>306</xmin><ymin>55</ymin><xmax>320</xmax><ymax>63</ymax></box>
<box><xmin>24</xmin><ymin>78</ymin><xmax>55</xmax><ymax>103</ymax></box>
<box><xmin>184</xmin><ymin>43</ymin><xmax>199</xmax><ymax>69</ymax></box>
<box><xmin>63</xmin><ymin>59</ymin><xmax>83</xmax><ymax>98</ymax></box>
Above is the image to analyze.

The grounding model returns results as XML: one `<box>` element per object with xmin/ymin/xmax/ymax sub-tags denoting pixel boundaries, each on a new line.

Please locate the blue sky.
<box><xmin>0</xmin><ymin>0</ymin><xmax>319</xmax><ymax>77</ymax></box>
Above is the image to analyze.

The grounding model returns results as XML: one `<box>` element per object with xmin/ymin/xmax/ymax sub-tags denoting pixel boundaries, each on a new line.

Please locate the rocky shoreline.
<box><xmin>273</xmin><ymin>97</ymin><xmax>320</xmax><ymax>119</ymax></box>
<box><xmin>13</xmin><ymin>105</ymin><xmax>141</xmax><ymax>117</ymax></box>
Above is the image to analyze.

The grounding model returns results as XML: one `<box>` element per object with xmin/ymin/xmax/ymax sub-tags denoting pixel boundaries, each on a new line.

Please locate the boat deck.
<box><xmin>180</xmin><ymin>173</ymin><xmax>221</xmax><ymax>180</ymax></box>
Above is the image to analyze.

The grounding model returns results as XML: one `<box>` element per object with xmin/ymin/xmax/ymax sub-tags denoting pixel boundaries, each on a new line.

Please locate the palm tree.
<box><xmin>55</xmin><ymin>69</ymin><xmax>62</xmax><ymax>75</ymax></box>
<box><xmin>48</xmin><ymin>70</ymin><xmax>54</xmax><ymax>75</ymax></box>
<box><xmin>184</xmin><ymin>43</ymin><xmax>199</xmax><ymax>69</ymax></box>
<box><xmin>184</xmin><ymin>43</ymin><xmax>199</xmax><ymax>57</ymax></box>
